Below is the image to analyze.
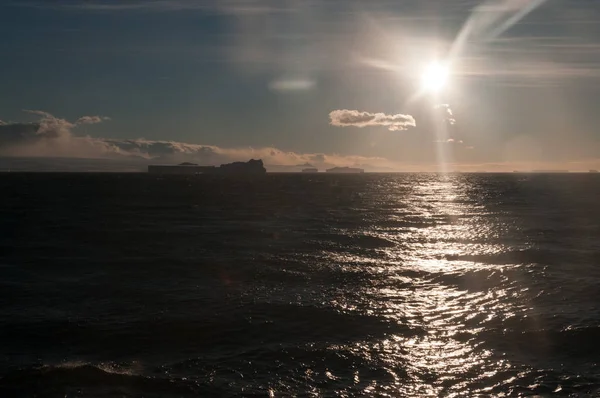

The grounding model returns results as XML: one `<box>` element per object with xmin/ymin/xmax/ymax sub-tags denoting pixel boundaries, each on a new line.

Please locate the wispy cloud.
<box><xmin>450</xmin><ymin>0</ymin><xmax>548</xmax><ymax>58</ymax></box>
<box><xmin>329</xmin><ymin>110</ymin><xmax>416</xmax><ymax>131</ymax></box>
<box><xmin>16</xmin><ymin>0</ymin><xmax>600</xmax><ymax>88</ymax></box>
<box><xmin>448</xmin><ymin>0</ymin><xmax>600</xmax><ymax>84</ymax></box>
<box><xmin>22</xmin><ymin>109</ymin><xmax>110</xmax><ymax>134</ymax></box>
<box><xmin>487</xmin><ymin>0</ymin><xmax>547</xmax><ymax>38</ymax></box>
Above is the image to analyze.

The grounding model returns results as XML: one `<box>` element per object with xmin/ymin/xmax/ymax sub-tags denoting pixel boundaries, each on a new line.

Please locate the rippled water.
<box><xmin>1</xmin><ymin>173</ymin><xmax>600</xmax><ymax>397</ymax></box>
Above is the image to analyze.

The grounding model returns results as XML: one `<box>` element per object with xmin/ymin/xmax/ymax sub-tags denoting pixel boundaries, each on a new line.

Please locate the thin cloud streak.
<box><xmin>14</xmin><ymin>0</ymin><xmax>289</xmax><ymax>14</ymax></box>
<box><xmin>440</xmin><ymin>0</ymin><xmax>600</xmax><ymax>85</ymax></box>
<box><xmin>450</xmin><ymin>0</ymin><xmax>549</xmax><ymax>58</ymax></box>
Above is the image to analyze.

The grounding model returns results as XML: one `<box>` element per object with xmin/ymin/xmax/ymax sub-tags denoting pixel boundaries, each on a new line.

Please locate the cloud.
<box><xmin>76</xmin><ymin>116</ymin><xmax>111</xmax><ymax>125</ymax></box>
<box><xmin>0</xmin><ymin>110</ymin><xmax>401</xmax><ymax>171</ymax></box>
<box><xmin>329</xmin><ymin>109</ymin><xmax>416</xmax><ymax>131</ymax></box>
<box><xmin>1</xmin><ymin>111</ymin><xmax>114</xmax><ymax>158</ymax></box>
<box><xmin>96</xmin><ymin>139</ymin><xmax>399</xmax><ymax>171</ymax></box>
<box><xmin>23</xmin><ymin>109</ymin><xmax>75</xmax><ymax>137</ymax></box>
<box><xmin>23</xmin><ymin>110</ymin><xmax>110</xmax><ymax>127</ymax></box>
<box><xmin>3</xmin><ymin>111</ymin><xmax>598</xmax><ymax>172</ymax></box>
<box><xmin>435</xmin><ymin>104</ymin><xmax>456</xmax><ymax>125</ymax></box>
<box><xmin>0</xmin><ymin>120</ymin><xmax>6</xmax><ymax>126</ymax></box>
<box><xmin>24</xmin><ymin>109</ymin><xmax>56</xmax><ymax>119</ymax></box>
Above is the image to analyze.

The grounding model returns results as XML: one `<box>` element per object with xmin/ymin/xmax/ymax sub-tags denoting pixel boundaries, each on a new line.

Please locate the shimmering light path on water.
<box><xmin>0</xmin><ymin>173</ymin><xmax>599</xmax><ymax>396</ymax></box>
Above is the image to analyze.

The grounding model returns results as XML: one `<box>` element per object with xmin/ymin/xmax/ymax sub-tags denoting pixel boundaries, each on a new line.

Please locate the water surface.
<box><xmin>1</xmin><ymin>173</ymin><xmax>599</xmax><ymax>396</ymax></box>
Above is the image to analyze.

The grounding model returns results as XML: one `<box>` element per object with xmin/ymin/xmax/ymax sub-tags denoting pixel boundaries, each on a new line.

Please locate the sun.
<box><xmin>421</xmin><ymin>61</ymin><xmax>449</xmax><ymax>93</ymax></box>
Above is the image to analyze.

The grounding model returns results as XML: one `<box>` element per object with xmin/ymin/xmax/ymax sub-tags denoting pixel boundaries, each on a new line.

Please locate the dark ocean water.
<box><xmin>1</xmin><ymin>173</ymin><xmax>600</xmax><ymax>397</ymax></box>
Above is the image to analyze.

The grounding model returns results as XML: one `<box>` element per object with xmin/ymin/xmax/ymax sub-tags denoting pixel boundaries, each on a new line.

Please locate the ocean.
<box><xmin>1</xmin><ymin>173</ymin><xmax>599</xmax><ymax>397</ymax></box>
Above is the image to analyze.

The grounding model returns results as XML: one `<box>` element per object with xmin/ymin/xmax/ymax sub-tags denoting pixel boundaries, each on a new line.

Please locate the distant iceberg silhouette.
<box><xmin>148</xmin><ymin>159</ymin><xmax>266</xmax><ymax>175</ymax></box>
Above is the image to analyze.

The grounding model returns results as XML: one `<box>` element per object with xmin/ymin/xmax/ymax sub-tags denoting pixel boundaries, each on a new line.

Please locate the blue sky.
<box><xmin>1</xmin><ymin>0</ymin><xmax>600</xmax><ymax>171</ymax></box>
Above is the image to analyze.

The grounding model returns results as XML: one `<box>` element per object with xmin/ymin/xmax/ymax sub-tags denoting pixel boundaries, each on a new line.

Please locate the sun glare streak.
<box><xmin>417</xmin><ymin>60</ymin><xmax>454</xmax><ymax>173</ymax></box>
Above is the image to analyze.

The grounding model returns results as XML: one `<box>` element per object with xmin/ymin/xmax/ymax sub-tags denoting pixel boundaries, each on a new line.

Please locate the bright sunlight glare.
<box><xmin>421</xmin><ymin>62</ymin><xmax>449</xmax><ymax>93</ymax></box>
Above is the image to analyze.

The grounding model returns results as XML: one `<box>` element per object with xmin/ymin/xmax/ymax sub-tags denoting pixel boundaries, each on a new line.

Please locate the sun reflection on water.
<box><xmin>324</xmin><ymin>175</ymin><xmax>535</xmax><ymax>395</ymax></box>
